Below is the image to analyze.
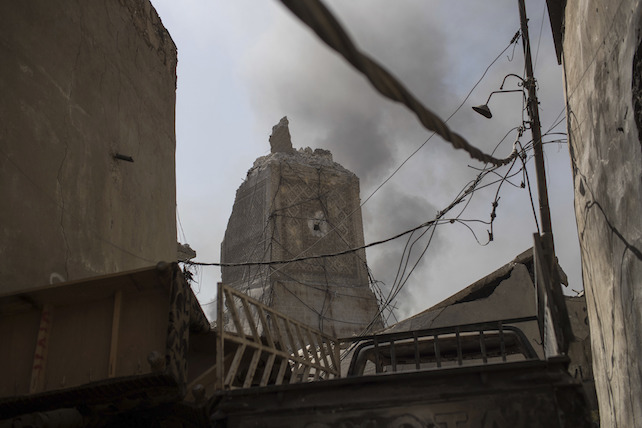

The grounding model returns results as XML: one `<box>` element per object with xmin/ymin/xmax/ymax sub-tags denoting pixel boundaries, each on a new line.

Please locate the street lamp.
<box><xmin>472</xmin><ymin>89</ymin><xmax>524</xmax><ymax>119</ymax></box>
<box><xmin>472</xmin><ymin>0</ymin><xmax>573</xmax><ymax>355</ymax></box>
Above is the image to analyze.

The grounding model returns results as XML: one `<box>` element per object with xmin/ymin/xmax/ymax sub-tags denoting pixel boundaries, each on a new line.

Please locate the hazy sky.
<box><xmin>149</xmin><ymin>0</ymin><xmax>581</xmax><ymax>322</ymax></box>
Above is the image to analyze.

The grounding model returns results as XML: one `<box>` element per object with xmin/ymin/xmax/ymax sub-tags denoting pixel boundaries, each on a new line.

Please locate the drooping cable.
<box><xmin>279</xmin><ymin>0</ymin><xmax>519</xmax><ymax>167</ymax></box>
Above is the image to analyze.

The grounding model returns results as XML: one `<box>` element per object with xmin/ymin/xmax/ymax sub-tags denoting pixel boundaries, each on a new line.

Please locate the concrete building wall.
<box><xmin>221</xmin><ymin>119</ymin><xmax>382</xmax><ymax>338</ymax></box>
<box><xmin>0</xmin><ymin>0</ymin><xmax>177</xmax><ymax>294</ymax></box>
<box><xmin>562</xmin><ymin>1</ymin><xmax>642</xmax><ymax>425</ymax></box>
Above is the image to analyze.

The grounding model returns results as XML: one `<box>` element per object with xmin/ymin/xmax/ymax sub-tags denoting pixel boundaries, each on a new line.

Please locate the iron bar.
<box><xmin>413</xmin><ymin>331</ymin><xmax>420</xmax><ymax>370</ymax></box>
<box><xmin>499</xmin><ymin>321</ymin><xmax>506</xmax><ymax>362</ymax></box>
<box><xmin>456</xmin><ymin>328</ymin><xmax>463</xmax><ymax>366</ymax></box>
<box><xmin>390</xmin><ymin>341</ymin><xmax>397</xmax><ymax>372</ymax></box>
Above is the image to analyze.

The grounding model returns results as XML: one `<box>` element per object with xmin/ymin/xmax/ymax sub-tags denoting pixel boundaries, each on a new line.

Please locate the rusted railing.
<box><xmin>216</xmin><ymin>284</ymin><xmax>341</xmax><ymax>390</ymax></box>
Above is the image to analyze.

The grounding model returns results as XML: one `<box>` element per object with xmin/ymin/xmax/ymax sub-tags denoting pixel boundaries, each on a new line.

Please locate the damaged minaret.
<box><xmin>221</xmin><ymin>117</ymin><xmax>383</xmax><ymax>337</ymax></box>
<box><xmin>268</xmin><ymin>116</ymin><xmax>295</xmax><ymax>154</ymax></box>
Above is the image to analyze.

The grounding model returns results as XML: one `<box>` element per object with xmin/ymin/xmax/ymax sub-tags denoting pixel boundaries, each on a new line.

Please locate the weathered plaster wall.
<box><xmin>563</xmin><ymin>1</ymin><xmax>642</xmax><ymax>425</ymax></box>
<box><xmin>0</xmin><ymin>0</ymin><xmax>177</xmax><ymax>293</ymax></box>
<box><xmin>222</xmin><ymin>120</ymin><xmax>382</xmax><ymax>338</ymax></box>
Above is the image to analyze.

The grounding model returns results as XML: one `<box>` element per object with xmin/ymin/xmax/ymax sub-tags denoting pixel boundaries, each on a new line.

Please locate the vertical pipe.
<box><xmin>456</xmin><ymin>328</ymin><xmax>463</xmax><ymax>366</ymax></box>
<box><xmin>216</xmin><ymin>283</ymin><xmax>224</xmax><ymax>390</ymax></box>
<box><xmin>374</xmin><ymin>337</ymin><xmax>381</xmax><ymax>373</ymax></box>
<box><xmin>30</xmin><ymin>304</ymin><xmax>53</xmax><ymax>394</ymax></box>
<box><xmin>479</xmin><ymin>330</ymin><xmax>488</xmax><ymax>364</ymax></box>
<box><xmin>390</xmin><ymin>340</ymin><xmax>397</xmax><ymax>372</ymax></box>
<box><xmin>108</xmin><ymin>291</ymin><xmax>123</xmax><ymax>378</ymax></box>
<box><xmin>499</xmin><ymin>322</ymin><xmax>507</xmax><ymax>362</ymax></box>
<box><xmin>413</xmin><ymin>331</ymin><xmax>420</xmax><ymax>370</ymax></box>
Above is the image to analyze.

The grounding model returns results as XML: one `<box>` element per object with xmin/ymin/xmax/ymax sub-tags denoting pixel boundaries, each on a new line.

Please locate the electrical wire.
<box><xmin>203</xmin><ymin>132</ymin><xmax>544</xmax><ymax>338</ymax></box>
<box><xmin>198</xmin><ymin>28</ymin><xmax>526</xmax><ymax>316</ymax></box>
<box><xmin>338</xmin><ymin>142</ymin><xmax>538</xmax><ymax>360</ymax></box>
<box><xmin>177</xmin><ymin>208</ymin><xmax>188</xmax><ymax>243</ymax></box>
<box><xmin>222</xmin><ymin>158</ymin><xmax>386</xmax><ymax>325</ymax></box>
<box><xmin>359</xmin><ymin>30</ymin><xmax>521</xmax><ymax>210</ymax></box>
<box><xmin>200</xmin><ymin>12</ymin><xmax>562</xmax><ymax>334</ymax></box>
<box><xmin>187</xmin><ymin>218</ymin><xmax>441</xmax><ymax>267</ymax></box>
<box><xmin>361</xmin><ymin>38</ymin><xmax>526</xmax><ymax>316</ymax></box>
<box><xmin>279</xmin><ymin>0</ymin><xmax>519</xmax><ymax>167</ymax></box>
<box><xmin>248</xmin><ymin>0</ymin><xmax>602</xmax><ymax>354</ymax></box>
<box><xmin>533</xmin><ymin>3</ymin><xmax>547</xmax><ymax>72</ymax></box>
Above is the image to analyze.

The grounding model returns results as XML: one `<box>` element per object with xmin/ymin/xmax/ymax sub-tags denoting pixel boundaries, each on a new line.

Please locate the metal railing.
<box><xmin>216</xmin><ymin>284</ymin><xmax>341</xmax><ymax>390</ymax></box>
<box><xmin>346</xmin><ymin>316</ymin><xmax>540</xmax><ymax>376</ymax></box>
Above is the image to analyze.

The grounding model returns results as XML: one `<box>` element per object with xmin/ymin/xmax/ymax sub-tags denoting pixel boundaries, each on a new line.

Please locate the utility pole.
<box><xmin>517</xmin><ymin>0</ymin><xmax>572</xmax><ymax>353</ymax></box>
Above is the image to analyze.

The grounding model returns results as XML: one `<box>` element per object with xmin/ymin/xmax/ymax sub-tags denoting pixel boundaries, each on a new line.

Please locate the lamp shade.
<box><xmin>472</xmin><ymin>104</ymin><xmax>492</xmax><ymax>119</ymax></box>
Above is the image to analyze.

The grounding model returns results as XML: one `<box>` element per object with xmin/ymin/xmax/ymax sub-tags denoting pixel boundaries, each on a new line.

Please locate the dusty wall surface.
<box><xmin>562</xmin><ymin>0</ymin><xmax>642</xmax><ymax>425</ymax></box>
<box><xmin>221</xmin><ymin>146</ymin><xmax>382</xmax><ymax>338</ymax></box>
<box><xmin>0</xmin><ymin>0</ymin><xmax>177</xmax><ymax>293</ymax></box>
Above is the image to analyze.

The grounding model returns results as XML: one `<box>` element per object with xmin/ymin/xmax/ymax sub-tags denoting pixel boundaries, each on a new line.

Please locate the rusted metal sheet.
<box><xmin>0</xmin><ymin>262</ymin><xmax>205</xmax><ymax>418</ymax></box>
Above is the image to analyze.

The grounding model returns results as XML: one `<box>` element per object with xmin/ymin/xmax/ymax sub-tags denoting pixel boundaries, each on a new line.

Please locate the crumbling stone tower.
<box><xmin>221</xmin><ymin>117</ymin><xmax>382</xmax><ymax>337</ymax></box>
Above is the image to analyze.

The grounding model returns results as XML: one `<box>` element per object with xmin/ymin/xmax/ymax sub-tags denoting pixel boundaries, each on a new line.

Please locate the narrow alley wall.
<box><xmin>0</xmin><ymin>0</ymin><xmax>178</xmax><ymax>293</ymax></box>
<box><xmin>562</xmin><ymin>1</ymin><xmax>642</xmax><ymax>425</ymax></box>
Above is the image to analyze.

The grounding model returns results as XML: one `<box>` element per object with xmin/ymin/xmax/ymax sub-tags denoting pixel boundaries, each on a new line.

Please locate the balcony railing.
<box><xmin>215</xmin><ymin>283</ymin><xmax>341</xmax><ymax>390</ymax></box>
<box><xmin>346</xmin><ymin>316</ymin><xmax>540</xmax><ymax>376</ymax></box>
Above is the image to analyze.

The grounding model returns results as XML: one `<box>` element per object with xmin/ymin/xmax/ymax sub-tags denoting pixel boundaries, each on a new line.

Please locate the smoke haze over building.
<box><xmin>151</xmin><ymin>0</ymin><xmax>580</xmax><ymax>321</ymax></box>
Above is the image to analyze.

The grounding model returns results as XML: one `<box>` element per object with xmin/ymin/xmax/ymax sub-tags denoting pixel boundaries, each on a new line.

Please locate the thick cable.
<box><xmin>280</xmin><ymin>0</ymin><xmax>518</xmax><ymax>167</ymax></box>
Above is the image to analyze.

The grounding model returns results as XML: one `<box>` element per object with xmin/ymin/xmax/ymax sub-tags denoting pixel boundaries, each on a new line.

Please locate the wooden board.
<box><xmin>0</xmin><ymin>263</ymin><xmax>196</xmax><ymax>403</ymax></box>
